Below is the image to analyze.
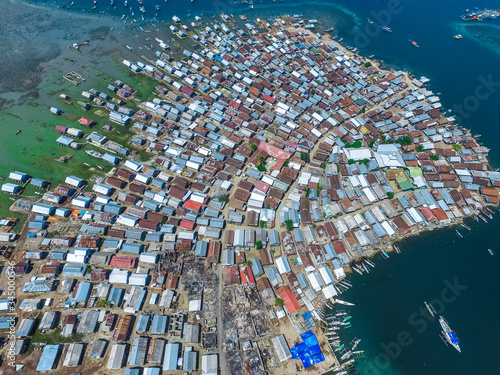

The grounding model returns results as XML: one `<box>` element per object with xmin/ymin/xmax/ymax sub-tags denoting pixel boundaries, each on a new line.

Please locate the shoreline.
<box><xmin>0</xmin><ymin>5</ymin><xmax>498</xmax><ymax>375</ymax></box>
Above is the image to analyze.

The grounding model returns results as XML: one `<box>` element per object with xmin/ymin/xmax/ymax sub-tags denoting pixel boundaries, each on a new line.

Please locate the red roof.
<box><xmin>79</xmin><ymin>117</ymin><xmax>94</xmax><ymax>126</ymax></box>
<box><xmin>184</xmin><ymin>200</ymin><xmax>203</xmax><ymax>212</ymax></box>
<box><xmin>179</xmin><ymin>219</ymin><xmax>195</xmax><ymax>230</ymax></box>
<box><xmin>240</xmin><ymin>269</ymin><xmax>248</xmax><ymax>285</ymax></box>
<box><xmin>420</xmin><ymin>206</ymin><xmax>437</xmax><ymax>221</ymax></box>
<box><xmin>277</xmin><ymin>285</ymin><xmax>301</xmax><ymax>314</ymax></box>
<box><xmin>110</xmin><ymin>255</ymin><xmax>136</xmax><ymax>269</ymax></box>
<box><xmin>262</xmin><ymin>94</ymin><xmax>275</xmax><ymax>104</ymax></box>
<box><xmin>246</xmin><ymin>267</ymin><xmax>255</xmax><ymax>284</ymax></box>
<box><xmin>258</xmin><ymin>141</ymin><xmax>292</xmax><ymax>161</ymax></box>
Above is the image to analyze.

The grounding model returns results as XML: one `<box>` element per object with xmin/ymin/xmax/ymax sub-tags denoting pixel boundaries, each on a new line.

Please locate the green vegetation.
<box><xmin>452</xmin><ymin>144</ymin><xmax>461</xmax><ymax>151</ymax></box>
<box><xmin>430</xmin><ymin>154</ymin><xmax>440</xmax><ymax>161</ymax></box>
<box><xmin>361</xmin><ymin>158</ymin><xmax>370</xmax><ymax>166</ymax></box>
<box><xmin>284</xmin><ymin>159</ymin><xmax>290</xmax><ymax>167</ymax></box>
<box><xmin>249</xmin><ymin>143</ymin><xmax>257</xmax><ymax>152</ymax></box>
<box><xmin>320</xmin><ymin>162</ymin><xmax>327</xmax><ymax>169</ymax></box>
<box><xmin>305</xmin><ymin>187</ymin><xmax>310</xmax><ymax>195</ymax></box>
<box><xmin>86</xmin><ymin>264</ymin><xmax>92</xmax><ymax>274</ymax></box>
<box><xmin>386</xmin><ymin>192</ymin><xmax>394</xmax><ymax>199</ymax></box>
<box><xmin>364</xmin><ymin>61</ymin><xmax>372</xmax><ymax>68</ymax></box>
<box><xmin>255</xmin><ymin>241</ymin><xmax>263</xmax><ymax>249</ymax></box>
<box><xmin>275</xmin><ymin>298</ymin><xmax>285</xmax><ymax>307</ymax></box>
<box><xmin>97</xmin><ymin>299</ymin><xmax>112</xmax><ymax>308</ymax></box>
<box><xmin>312</xmin><ymin>223</ymin><xmax>317</xmax><ymax>229</ymax></box>
<box><xmin>29</xmin><ymin>328</ymin><xmax>84</xmax><ymax>351</ymax></box>
<box><xmin>285</xmin><ymin>219</ymin><xmax>294</xmax><ymax>231</ymax></box>
<box><xmin>257</xmin><ymin>165</ymin><xmax>266</xmax><ymax>171</ymax></box>
<box><xmin>259</xmin><ymin>220</ymin><xmax>266</xmax><ymax>228</ymax></box>
<box><xmin>218</xmin><ymin>194</ymin><xmax>229</xmax><ymax>203</ymax></box>
<box><xmin>397</xmin><ymin>135</ymin><xmax>413</xmax><ymax>146</ymax></box>
<box><xmin>244</xmin><ymin>260</ymin><xmax>253</xmax><ymax>267</ymax></box>
<box><xmin>300</xmin><ymin>152</ymin><xmax>310</xmax><ymax>162</ymax></box>
<box><xmin>348</xmin><ymin>159</ymin><xmax>355</xmax><ymax>165</ymax></box>
<box><xmin>416</xmin><ymin>145</ymin><xmax>424</xmax><ymax>152</ymax></box>
<box><xmin>317</xmin><ymin>183</ymin><xmax>323</xmax><ymax>194</ymax></box>
<box><xmin>369</xmin><ymin>140</ymin><xmax>376</xmax><ymax>149</ymax></box>
<box><xmin>258</xmin><ymin>155</ymin><xmax>265</xmax><ymax>166</ymax></box>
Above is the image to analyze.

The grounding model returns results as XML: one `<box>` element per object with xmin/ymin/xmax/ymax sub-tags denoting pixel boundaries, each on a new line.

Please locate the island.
<box><xmin>0</xmin><ymin>12</ymin><xmax>497</xmax><ymax>375</ymax></box>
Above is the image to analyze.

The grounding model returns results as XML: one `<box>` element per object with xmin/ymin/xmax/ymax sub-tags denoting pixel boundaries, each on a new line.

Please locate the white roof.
<box><xmin>344</xmin><ymin>147</ymin><xmax>372</xmax><ymax>161</ymax></box>
<box><xmin>322</xmin><ymin>284</ymin><xmax>338</xmax><ymax>299</ymax></box>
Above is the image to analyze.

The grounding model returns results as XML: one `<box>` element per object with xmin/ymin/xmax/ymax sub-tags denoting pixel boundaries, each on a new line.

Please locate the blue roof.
<box><xmin>151</xmin><ymin>314</ymin><xmax>168</xmax><ymax>334</ymax></box>
<box><xmin>135</xmin><ymin>314</ymin><xmax>151</xmax><ymax>333</ymax></box>
<box><xmin>36</xmin><ymin>344</ymin><xmax>60</xmax><ymax>371</ymax></box>
<box><xmin>109</xmin><ymin>287</ymin><xmax>125</xmax><ymax>305</ymax></box>
<box><xmin>163</xmin><ymin>343</ymin><xmax>180</xmax><ymax>371</ymax></box>
<box><xmin>75</xmin><ymin>282</ymin><xmax>92</xmax><ymax>302</ymax></box>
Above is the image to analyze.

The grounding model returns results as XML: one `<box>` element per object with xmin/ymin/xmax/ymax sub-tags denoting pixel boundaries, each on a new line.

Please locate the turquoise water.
<box><xmin>23</xmin><ymin>0</ymin><xmax>500</xmax><ymax>373</ymax></box>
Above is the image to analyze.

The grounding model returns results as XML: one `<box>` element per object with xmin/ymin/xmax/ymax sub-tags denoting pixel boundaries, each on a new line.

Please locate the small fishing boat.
<box><xmin>381</xmin><ymin>25</ymin><xmax>392</xmax><ymax>32</ymax></box>
<box><xmin>455</xmin><ymin>229</ymin><xmax>463</xmax><ymax>238</ymax></box>
<box><xmin>453</xmin><ymin>34</ymin><xmax>463</xmax><ymax>39</ymax></box>
<box><xmin>411</xmin><ymin>40</ymin><xmax>419</xmax><ymax>48</ymax></box>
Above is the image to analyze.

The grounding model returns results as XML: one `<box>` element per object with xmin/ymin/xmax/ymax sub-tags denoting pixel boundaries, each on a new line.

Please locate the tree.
<box><xmin>317</xmin><ymin>183</ymin><xmax>323</xmax><ymax>194</ymax></box>
<box><xmin>361</xmin><ymin>158</ymin><xmax>370</xmax><ymax>166</ymax></box>
<box><xmin>386</xmin><ymin>192</ymin><xmax>394</xmax><ymax>199</ymax></box>
<box><xmin>397</xmin><ymin>135</ymin><xmax>413</xmax><ymax>146</ymax></box>
<box><xmin>369</xmin><ymin>140</ymin><xmax>376</xmax><ymax>149</ymax></box>
<box><xmin>364</xmin><ymin>61</ymin><xmax>372</xmax><ymax>68</ymax></box>
<box><xmin>255</xmin><ymin>241</ymin><xmax>263</xmax><ymax>249</ymax></box>
<box><xmin>352</xmin><ymin>140</ymin><xmax>362</xmax><ymax>148</ymax></box>
<box><xmin>257</xmin><ymin>165</ymin><xmax>266</xmax><ymax>171</ymax></box>
<box><xmin>305</xmin><ymin>187</ymin><xmax>310</xmax><ymax>195</ymax></box>
<box><xmin>348</xmin><ymin>159</ymin><xmax>355</xmax><ymax>165</ymax></box>
<box><xmin>452</xmin><ymin>144</ymin><xmax>461</xmax><ymax>151</ymax></box>
<box><xmin>285</xmin><ymin>219</ymin><xmax>294</xmax><ymax>231</ymax></box>
<box><xmin>430</xmin><ymin>154</ymin><xmax>440</xmax><ymax>161</ymax></box>
<box><xmin>284</xmin><ymin>159</ymin><xmax>290</xmax><ymax>167</ymax></box>
<box><xmin>244</xmin><ymin>260</ymin><xmax>253</xmax><ymax>267</ymax></box>
<box><xmin>258</xmin><ymin>155</ymin><xmax>265</xmax><ymax>166</ymax></box>
<box><xmin>218</xmin><ymin>194</ymin><xmax>229</xmax><ymax>203</ymax></box>
<box><xmin>259</xmin><ymin>220</ymin><xmax>266</xmax><ymax>228</ymax></box>
<box><xmin>416</xmin><ymin>145</ymin><xmax>424</xmax><ymax>152</ymax></box>
<box><xmin>249</xmin><ymin>143</ymin><xmax>257</xmax><ymax>152</ymax></box>
<box><xmin>275</xmin><ymin>298</ymin><xmax>285</xmax><ymax>307</ymax></box>
<box><xmin>300</xmin><ymin>152</ymin><xmax>310</xmax><ymax>162</ymax></box>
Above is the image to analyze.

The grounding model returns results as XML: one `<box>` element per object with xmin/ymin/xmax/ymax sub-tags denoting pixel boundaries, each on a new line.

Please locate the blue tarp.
<box><xmin>290</xmin><ymin>330</ymin><xmax>325</xmax><ymax>368</ymax></box>
<box><xmin>302</xmin><ymin>311</ymin><xmax>312</xmax><ymax>321</ymax></box>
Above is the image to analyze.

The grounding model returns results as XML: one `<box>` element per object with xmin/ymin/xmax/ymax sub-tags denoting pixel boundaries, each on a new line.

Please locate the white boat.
<box><xmin>172</xmin><ymin>15</ymin><xmax>180</xmax><ymax>22</ymax></box>
<box><xmin>334</xmin><ymin>299</ymin><xmax>355</xmax><ymax>306</ymax></box>
<box><xmin>488</xmin><ymin>249</ymin><xmax>494</xmax><ymax>256</ymax></box>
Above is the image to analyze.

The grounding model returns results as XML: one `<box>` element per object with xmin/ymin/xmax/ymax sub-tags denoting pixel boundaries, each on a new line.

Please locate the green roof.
<box><xmin>408</xmin><ymin>167</ymin><xmax>423</xmax><ymax>178</ymax></box>
<box><xmin>398</xmin><ymin>180</ymin><xmax>414</xmax><ymax>191</ymax></box>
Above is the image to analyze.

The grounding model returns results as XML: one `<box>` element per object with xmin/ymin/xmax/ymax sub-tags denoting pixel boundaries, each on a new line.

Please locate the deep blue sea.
<box><xmin>33</xmin><ymin>0</ymin><xmax>500</xmax><ymax>374</ymax></box>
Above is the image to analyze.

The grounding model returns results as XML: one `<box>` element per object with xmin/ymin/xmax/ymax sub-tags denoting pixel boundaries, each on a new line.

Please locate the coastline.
<box><xmin>0</xmin><ymin>3</ymin><xmax>499</xmax><ymax>375</ymax></box>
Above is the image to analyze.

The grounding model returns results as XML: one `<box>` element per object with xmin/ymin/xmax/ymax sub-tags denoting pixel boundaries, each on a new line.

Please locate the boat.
<box><xmin>488</xmin><ymin>249</ymin><xmax>494</xmax><ymax>256</ymax></box>
<box><xmin>439</xmin><ymin>316</ymin><xmax>461</xmax><ymax>352</ymax></box>
<box><xmin>172</xmin><ymin>15</ymin><xmax>180</xmax><ymax>22</ymax></box>
<box><xmin>453</xmin><ymin>34</ymin><xmax>463</xmax><ymax>39</ymax></box>
<box><xmin>382</xmin><ymin>250</ymin><xmax>389</xmax><ymax>259</ymax></box>
<box><xmin>15</xmin><ymin>130</ymin><xmax>21</xmax><ymax>135</ymax></box>
<box><xmin>411</xmin><ymin>40</ymin><xmax>419</xmax><ymax>48</ymax></box>
<box><xmin>86</xmin><ymin>150</ymin><xmax>103</xmax><ymax>158</ymax></box>
<box><xmin>351</xmin><ymin>338</ymin><xmax>361</xmax><ymax>350</ymax></box>
<box><xmin>124</xmin><ymin>0</ymin><xmax>128</xmax><ymax>5</ymax></box>
<box><xmin>126</xmin><ymin>45</ymin><xmax>133</xmax><ymax>50</ymax></box>
<box><xmin>111</xmin><ymin>0</ymin><xmax>115</xmax><ymax>5</ymax></box>
<box><xmin>460</xmin><ymin>223</ymin><xmax>471</xmax><ymax>231</ymax></box>
<box><xmin>381</xmin><ymin>25</ymin><xmax>392</xmax><ymax>32</ymax></box>
<box><xmin>365</xmin><ymin>259</ymin><xmax>375</xmax><ymax>268</ymax></box>
<box><xmin>455</xmin><ymin>229</ymin><xmax>463</xmax><ymax>238</ymax></box>
<box><xmin>367</xmin><ymin>18</ymin><xmax>373</xmax><ymax>24</ymax></box>
<box><xmin>424</xmin><ymin>301</ymin><xmax>436</xmax><ymax>317</ymax></box>
<box><xmin>334</xmin><ymin>299</ymin><xmax>355</xmax><ymax>306</ymax></box>
<box><xmin>482</xmin><ymin>208</ymin><xmax>493</xmax><ymax>219</ymax></box>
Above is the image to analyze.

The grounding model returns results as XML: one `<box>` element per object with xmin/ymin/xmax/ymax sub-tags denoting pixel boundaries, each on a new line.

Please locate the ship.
<box><xmin>455</xmin><ymin>229</ymin><xmax>463</xmax><ymax>238</ymax></box>
<box><xmin>439</xmin><ymin>316</ymin><xmax>461</xmax><ymax>352</ymax></box>
<box><xmin>488</xmin><ymin>249</ymin><xmax>494</xmax><ymax>256</ymax></box>
<box><xmin>411</xmin><ymin>40</ymin><xmax>419</xmax><ymax>48</ymax></box>
<box><xmin>424</xmin><ymin>301</ymin><xmax>437</xmax><ymax>317</ymax></box>
<box><xmin>453</xmin><ymin>34</ymin><xmax>463</xmax><ymax>39</ymax></box>
<box><xmin>334</xmin><ymin>299</ymin><xmax>355</xmax><ymax>306</ymax></box>
<box><xmin>381</xmin><ymin>25</ymin><xmax>392</xmax><ymax>32</ymax></box>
